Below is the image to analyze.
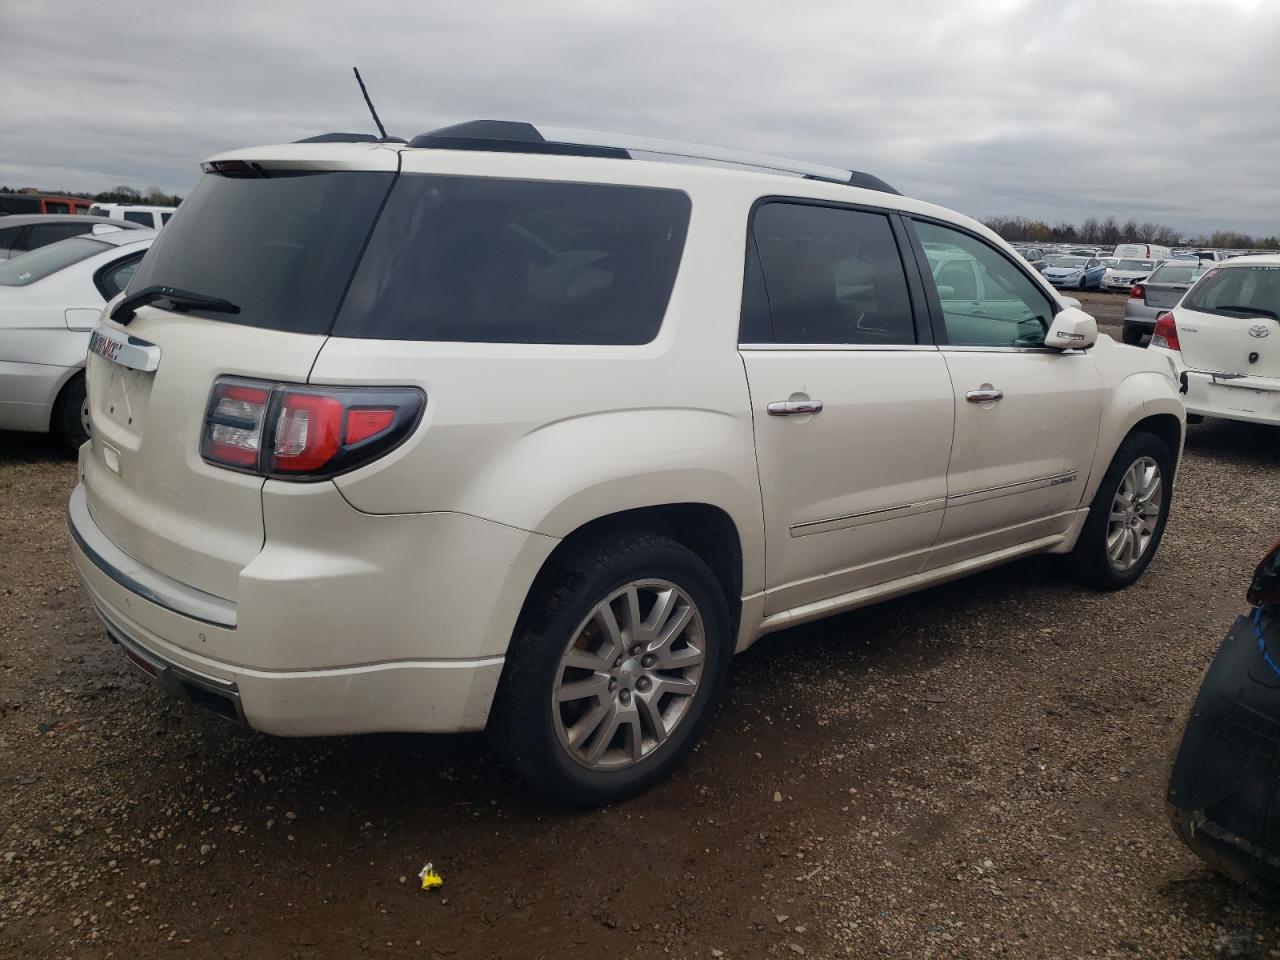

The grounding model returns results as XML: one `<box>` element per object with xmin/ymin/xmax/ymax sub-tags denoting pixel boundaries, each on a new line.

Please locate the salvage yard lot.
<box><xmin>3</xmin><ymin>401</ymin><xmax>1279</xmax><ymax>959</ymax></box>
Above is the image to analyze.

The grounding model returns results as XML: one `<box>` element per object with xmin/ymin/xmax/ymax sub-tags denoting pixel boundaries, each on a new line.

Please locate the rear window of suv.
<box><xmin>333</xmin><ymin>175</ymin><xmax>691</xmax><ymax>344</ymax></box>
<box><xmin>125</xmin><ymin>170</ymin><xmax>395</xmax><ymax>333</ymax></box>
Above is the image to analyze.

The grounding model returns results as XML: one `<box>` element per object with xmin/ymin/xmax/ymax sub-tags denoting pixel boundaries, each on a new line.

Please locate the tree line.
<box><xmin>0</xmin><ymin>184</ymin><xmax>184</xmax><ymax>206</ymax></box>
<box><xmin>981</xmin><ymin>214</ymin><xmax>1279</xmax><ymax>251</ymax></box>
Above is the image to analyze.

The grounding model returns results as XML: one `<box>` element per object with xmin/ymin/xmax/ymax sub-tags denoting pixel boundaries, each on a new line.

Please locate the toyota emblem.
<box><xmin>1249</xmin><ymin>324</ymin><xmax>1271</xmax><ymax>338</ymax></box>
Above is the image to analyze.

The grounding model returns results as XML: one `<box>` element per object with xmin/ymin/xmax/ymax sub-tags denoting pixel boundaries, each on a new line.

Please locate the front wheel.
<box><xmin>488</xmin><ymin>532</ymin><xmax>731</xmax><ymax>806</ymax></box>
<box><xmin>1069</xmin><ymin>431</ymin><xmax>1173</xmax><ymax>589</ymax></box>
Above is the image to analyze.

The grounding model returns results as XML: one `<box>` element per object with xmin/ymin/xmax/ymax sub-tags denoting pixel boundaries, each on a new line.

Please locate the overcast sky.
<box><xmin>2</xmin><ymin>0</ymin><xmax>1277</xmax><ymax>237</ymax></box>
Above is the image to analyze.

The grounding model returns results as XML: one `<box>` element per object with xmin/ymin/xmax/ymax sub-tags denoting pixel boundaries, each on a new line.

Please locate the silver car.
<box><xmin>1121</xmin><ymin>260</ymin><xmax>1213</xmax><ymax>345</ymax></box>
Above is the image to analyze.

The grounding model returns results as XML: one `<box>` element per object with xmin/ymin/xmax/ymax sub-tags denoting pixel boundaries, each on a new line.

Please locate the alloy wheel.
<box><xmin>552</xmin><ymin>579</ymin><xmax>705</xmax><ymax>771</ymax></box>
<box><xmin>1106</xmin><ymin>456</ymin><xmax>1163</xmax><ymax>571</ymax></box>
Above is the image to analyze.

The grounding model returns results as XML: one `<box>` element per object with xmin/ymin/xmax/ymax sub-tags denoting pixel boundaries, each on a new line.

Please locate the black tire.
<box><xmin>53</xmin><ymin>373</ymin><xmax>89</xmax><ymax>452</ymax></box>
<box><xmin>488</xmin><ymin>532</ymin><xmax>732</xmax><ymax>806</ymax></box>
<box><xmin>1121</xmin><ymin>323</ymin><xmax>1145</xmax><ymax>347</ymax></box>
<box><xmin>1069</xmin><ymin>431</ymin><xmax>1173</xmax><ymax>590</ymax></box>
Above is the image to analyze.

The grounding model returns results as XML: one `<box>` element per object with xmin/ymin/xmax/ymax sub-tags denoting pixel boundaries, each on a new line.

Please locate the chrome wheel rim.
<box><xmin>1107</xmin><ymin>456</ymin><xmax>1163</xmax><ymax>571</ymax></box>
<box><xmin>552</xmin><ymin>579</ymin><xmax>705</xmax><ymax>771</ymax></box>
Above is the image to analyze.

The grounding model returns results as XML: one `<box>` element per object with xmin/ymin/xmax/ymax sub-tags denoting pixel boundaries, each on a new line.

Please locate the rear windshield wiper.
<box><xmin>1214</xmin><ymin>304</ymin><xmax>1279</xmax><ymax>320</ymax></box>
<box><xmin>111</xmin><ymin>285</ymin><xmax>241</xmax><ymax>324</ymax></box>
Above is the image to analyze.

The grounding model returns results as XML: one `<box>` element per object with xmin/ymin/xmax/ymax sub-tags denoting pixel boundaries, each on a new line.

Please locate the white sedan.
<box><xmin>1148</xmin><ymin>255</ymin><xmax>1280</xmax><ymax>426</ymax></box>
<box><xmin>0</xmin><ymin>229</ymin><xmax>155</xmax><ymax>449</ymax></box>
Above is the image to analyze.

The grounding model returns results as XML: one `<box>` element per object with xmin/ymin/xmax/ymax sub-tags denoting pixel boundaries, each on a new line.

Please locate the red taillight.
<box><xmin>1129</xmin><ymin>284</ymin><xmax>1145</xmax><ymax>299</ymax></box>
<box><xmin>1151</xmin><ymin>312</ymin><xmax>1180</xmax><ymax>351</ymax></box>
<box><xmin>201</xmin><ymin>378</ymin><xmax>425</xmax><ymax>480</ymax></box>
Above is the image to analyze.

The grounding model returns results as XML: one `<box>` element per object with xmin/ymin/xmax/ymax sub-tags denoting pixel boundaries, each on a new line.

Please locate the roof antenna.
<box><xmin>353</xmin><ymin>67</ymin><xmax>388</xmax><ymax>141</ymax></box>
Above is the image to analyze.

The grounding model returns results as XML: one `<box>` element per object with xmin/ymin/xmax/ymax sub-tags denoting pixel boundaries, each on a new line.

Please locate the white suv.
<box><xmin>69</xmin><ymin>121</ymin><xmax>1185</xmax><ymax>805</ymax></box>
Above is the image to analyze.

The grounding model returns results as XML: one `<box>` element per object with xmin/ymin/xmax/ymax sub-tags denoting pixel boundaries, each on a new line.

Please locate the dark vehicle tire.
<box><xmin>1121</xmin><ymin>324</ymin><xmax>1145</xmax><ymax>347</ymax></box>
<box><xmin>1079</xmin><ymin>275</ymin><xmax>1088</xmax><ymax>290</ymax></box>
<box><xmin>489</xmin><ymin>532</ymin><xmax>732</xmax><ymax>806</ymax></box>
<box><xmin>53</xmin><ymin>373</ymin><xmax>90</xmax><ymax>452</ymax></box>
<box><xmin>1069</xmin><ymin>430</ymin><xmax>1173</xmax><ymax>590</ymax></box>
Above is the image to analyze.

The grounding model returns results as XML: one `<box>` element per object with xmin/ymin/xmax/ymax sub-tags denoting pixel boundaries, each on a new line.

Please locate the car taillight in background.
<box><xmin>1151</xmin><ymin>312</ymin><xmax>1181</xmax><ymax>351</ymax></box>
<box><xmin>1129</xmin><ymin>284</ymin><xmax>1146</xmax><ymax>300</ymax></box>
<box><xmin>202</xmin><ymin>377</ymin><xmax>425</xmax><ymax>480</ymax></box>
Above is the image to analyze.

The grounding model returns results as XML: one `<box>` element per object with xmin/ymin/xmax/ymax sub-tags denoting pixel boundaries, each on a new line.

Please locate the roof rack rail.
<box><xmin>408</xmin><ymin>120</ymin><xmax>899</xmax><ymax>195</ymax></box>
<box><xmin>294</xmin><ymin>132</ymin><xmax>407</xmax><ymax>144</ymax></box>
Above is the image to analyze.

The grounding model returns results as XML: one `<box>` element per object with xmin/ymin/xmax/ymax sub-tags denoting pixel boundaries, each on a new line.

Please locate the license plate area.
<box><xmin>1209</xmin><ymin>382</ymin><xmax>1280</xmax><ymax>416</ymax></box>
<box><xmin>95</xmin><ymin>359</ymin><xmax>154</xmax><ymax>438</ymax></box>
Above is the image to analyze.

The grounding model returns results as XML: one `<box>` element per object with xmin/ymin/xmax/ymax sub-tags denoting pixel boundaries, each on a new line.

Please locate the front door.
<box><xmin>739</xmin><ymin>200</ymin><xmax>955</xmax><ymax>616</ymax></box>
<box><xmin>909</xmin><ymin>218</ymin><xmax>1104</xmax><ymax>568</ymax></box>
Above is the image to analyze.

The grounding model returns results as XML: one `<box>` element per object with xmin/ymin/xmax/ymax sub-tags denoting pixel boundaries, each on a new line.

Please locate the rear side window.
<box><xmin>743</xmin><ymin>201</ymin><xmax>915</xmax><ymax>345</ymax></box>
<box><xmin>123</xmin><ymin>211</ymin><xmax>153</xmax><ymax>226</ymax></box>
<box><xmin>334</xmin><ymin>175</ymin><xmax>691</xmax><ymax>344</ymax></box>
<box><xmin>95</xmin><ymin>252</ymin><xmax>145</xmax><ymax>299</ymax></box>
<box><xmin>127</xmin><ymin>170</ymin><xmax>394</xmax><ymax>333</ymax></box>
<box><xmin>1183</xmin><ymin>265</ymin><xmax>1280</xmax><ymax>319</ymax></box>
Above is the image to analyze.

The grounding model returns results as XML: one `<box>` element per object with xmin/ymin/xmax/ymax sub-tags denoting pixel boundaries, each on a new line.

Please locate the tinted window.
<box><xmin>1183</xmin><ymin>265</ymin><xmax>1280</xmax><ymax>319</ymax></box>
<box><xmin>0</xmin><ymin>196</ymin><xmax>39</xmax><ymax>215</ymax></box>
<box><xmin>88</xmin><ymin>206</ymin><xmax>110</xmax><ymax>217</ymax></box>
<box><xmin>24</xmin><ymin>222</ymin><xmax>90</xmax><ymax>249</ymax></box>
<box><xmin>0</xmin><ymin>237</ymin><xmax>110</xmax><ymax>286</ymax></box>
<box><xmin>1148</xmin><ymin>263</ymin><xmax>1207</xmax><ymax>285</ymax></box>
<box><xmin>915</xmin><ymin>221</ymin><xmax>1055</xmax><ymax>348</ymax></box>
<box><xmin>160</xmin><ymin>212</ymin><xmax>173</xmax><ymax>225</ymax></box>
<box><xmin>128</xmin><ymin>170</ymin><xmax>393</xmax><ymax>333</ymax></box>
<box><xmin>0</xmin><ymin>226</ymin><xmax>23</xmax><ymax>250</ymax></box>
<box><xmin>95</xmin><ymin>252</ymin><xmax>145</xmax><ymax>299</ymax></box>
<box><xmin>123</xmin><ymin>211</ymin><xmax>153</xmax><ymax>226</ymax></box>
<box><xmin>45</xmin><ymin>201</ymin><xmax>71</xmax><ymax>214</ymax></box>
<box><xmin>335</xmin><ymin>175</ymin><xmax>691</xmax><ymax>344</ymax></box>
<box><xmin>1116</xmin><ymin>260</ymin><xmax>1156</xmax><ymax>271</ymax></box>
<box><xmin>747</xmin><ymin>202</ymin><xmax>915</xmax><ymax>345</ymax></box>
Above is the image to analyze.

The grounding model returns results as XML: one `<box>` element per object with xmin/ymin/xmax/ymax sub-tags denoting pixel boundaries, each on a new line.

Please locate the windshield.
<box><xmin>0</xmin><ymin>237</ymin><xmax>109</xmax><ymax>286</ymax></box>
<box><xmin>1046</xmin><ymin>256</ymin><xmax>1088</xmax><ymax>268</ymax></box>
<box><xmin>126</xmin><ymin>170</ymin><xmax>393</xmax><ymax>333</ymax></box>
<box><xmin>1148</xmin><ymin>263</ymin><xmax>1208</xmax><ymax>286</ymax></box>
<box><xmin>1115</xmin><ymin>260</ymin><xmax>1156</xmax><ymax>271</ymax></box>
<box><xmin>1183</xmin><ymin>265</ymin><xmax>1280</xmax><ymax>319</ymax></box>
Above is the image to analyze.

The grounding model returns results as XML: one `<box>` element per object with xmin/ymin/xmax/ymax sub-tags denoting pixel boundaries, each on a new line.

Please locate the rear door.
<box><xmin>1177</xmin><ymin>263</ymin><xmax>1280</xmax><ymax>379</ymax></box>
<box><xmin>82</xmin><ymin>156</ymin><xmax>397</xmax><ymax>600</ymax></box>
<box><xmin>738</xmin><ymin>200</ymin><xmax>954</xmax><ymax>615</ymax></box>
<box><xmin>906</xmin><ymin>218</ymin><xmax>1103</xmax><ymax>568</ymax></box>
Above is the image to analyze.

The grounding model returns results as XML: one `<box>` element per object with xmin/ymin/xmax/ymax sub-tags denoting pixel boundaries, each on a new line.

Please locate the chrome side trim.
<box><xmin>948</xmin><ymin>471</ymin><xmax>1078</xmax><ymax>507</ymax></box>
<box><xmin>790</xmin><ymin>497</ymin><xmax>945</xmax><ymax>538</ymax></box>
<box><xmin>67</xmin><ymin>483</ymin><xmax>238</xmax><ymax>629</ymax></box>
<box><xmin>739</xmin><ymin>343</ymin><xmax>939</xmax><ymax>352</ymax></box>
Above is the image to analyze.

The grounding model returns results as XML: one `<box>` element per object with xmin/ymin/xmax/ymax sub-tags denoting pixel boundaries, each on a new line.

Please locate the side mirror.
<box><xmin>1045</xmin><ymin>306</ymin><xmax>1097</xmax><ymax>350</ymax></box>
<box><xmin>936</xmin><ymin>284</ymin><xmax>956</xmax><ymax>300</ymax></box>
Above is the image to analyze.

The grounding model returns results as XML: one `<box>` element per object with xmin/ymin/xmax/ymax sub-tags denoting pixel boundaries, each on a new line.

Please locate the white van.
<box><xmin>1113</xmin><ymin>242</ymin><xmax>1171</xmax><ymax>261</ymax></box>
<box><xmin>86</xmin><ymin>203</ymin><xmax>176</xmax><ymax>230</ymax></box>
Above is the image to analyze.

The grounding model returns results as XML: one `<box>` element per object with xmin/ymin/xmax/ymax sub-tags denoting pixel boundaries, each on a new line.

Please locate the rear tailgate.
<box><xmin>83</xmin><ymin>315</ymin><xmax>326</xmax><ymax>600</ymax></box>
<box><xmin>1144</xmin><ymin>283</ymin><xmax>1188</xmax><ymax>310</ymax></box>
<box><xmin>1178</xmin><ymin>264</ymin><xmax>1280</xmax><ymax>379</ymax></box>
<box><xmin>79</xmin><ymin>148</ymin><xmax>398</xmax><ymax>601</ymax></box>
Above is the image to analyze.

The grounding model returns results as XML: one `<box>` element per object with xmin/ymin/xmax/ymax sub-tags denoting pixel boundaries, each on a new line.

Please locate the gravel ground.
<box><xmin>2</xmin><ymin>350</ymin><xmax>1278</xmax><ymax>959</ymax></box>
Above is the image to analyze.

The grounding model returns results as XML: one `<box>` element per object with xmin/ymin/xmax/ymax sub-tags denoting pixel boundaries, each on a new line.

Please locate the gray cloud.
<box><xmin>2</xmin><ymin>0</ymin><xmax>1277</xmax><ymax>236</ymax></box>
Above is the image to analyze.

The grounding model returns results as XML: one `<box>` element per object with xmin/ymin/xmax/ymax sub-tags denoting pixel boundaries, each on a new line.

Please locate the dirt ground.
<box><xmin>3</xmin><ymin>310</ymin><xmax>1279</xmax><ymax>959</ymax></box>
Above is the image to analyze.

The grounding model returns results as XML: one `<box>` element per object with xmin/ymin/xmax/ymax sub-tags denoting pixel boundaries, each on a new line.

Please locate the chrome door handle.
<box><xmin>965</xmin><ymin>387</ymin><xmax>1003</xmax><ymax>403</ymax></box>
<box><xmin>768</xmin><ymin>400</ymin><xmax>824</xmax><ymax>417</ymax></box>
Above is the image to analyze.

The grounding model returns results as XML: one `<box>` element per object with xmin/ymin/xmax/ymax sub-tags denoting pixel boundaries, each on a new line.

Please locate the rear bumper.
<box><xmin>1157</xmin><ymin>358</ymin><xmax>1280</xmax><ymax>426</ymax></box>
<box><xmin>68</xmin><ymin>480</ymin><xmax>559</xmax><ymax>734</ymax></box>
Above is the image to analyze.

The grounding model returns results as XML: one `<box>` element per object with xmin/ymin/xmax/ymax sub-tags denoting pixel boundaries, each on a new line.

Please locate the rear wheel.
<box><xmin>53</xmin><ymin>373</ymin><xmax>89</xmax><ymax>452</ymax></box>
<box><xmin>1070</xmin><ymin>431</ymin><xmax>1173</xmax><ymax>589</ymax></box>
<box><xmin>489</xmin><ymin>532</ymin><xmax>731</xmax><ymax>806</ymax></box>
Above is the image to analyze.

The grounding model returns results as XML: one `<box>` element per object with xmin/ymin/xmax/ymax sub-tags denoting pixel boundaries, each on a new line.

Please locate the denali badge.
<box><xmin>1249</xmin><ymin>324</ymin><xmax>1271</xmax><ymax>339</ymax></box>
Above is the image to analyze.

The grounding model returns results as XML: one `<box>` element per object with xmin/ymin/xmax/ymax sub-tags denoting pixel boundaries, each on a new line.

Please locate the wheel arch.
<box><xmin>519</xmin><ymin>502</ymin><xmax>745</xmax><ymax>645</ymax></box>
